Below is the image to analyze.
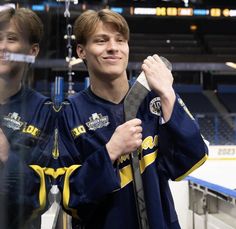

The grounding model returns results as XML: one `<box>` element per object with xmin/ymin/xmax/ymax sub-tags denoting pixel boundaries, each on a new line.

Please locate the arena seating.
<box><xmin>129</xmin><ymin>33</ymin><xmax>203</xmax><ymax>62</ymax></box>
<box><xmin>217</xmin><ymin>84</ymin><xmax>236</xmax><ymax>113</ymax></box>
<box><xmin>174</xmin><ymin>84</ymin><xmax>217</xmax><ymax>114</ymax></box>
<box><xmin>174</xmin><ymin>84</ymin><xmax>236</xmax><ymax>145</ymax></box>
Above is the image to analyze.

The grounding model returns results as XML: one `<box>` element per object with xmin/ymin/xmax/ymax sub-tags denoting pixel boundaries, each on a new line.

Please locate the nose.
<box><xmin>107</xmin><ymin>39</ymin><xmax>118</xmax><ymax>51</ymax></box>
<box><xmin>0</xmin><ymin>38</ymin><xmax>7</xmax><ymax>52</ymax></box>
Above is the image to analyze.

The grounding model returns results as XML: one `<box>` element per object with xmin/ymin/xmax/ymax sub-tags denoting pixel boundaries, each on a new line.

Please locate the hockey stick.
<box><xmin>124</xmin><ymin>71</ymin><xmax>150</xmax><ymax>229</ymax></box>
<box><xmin>123</xmin><ymin>56</ymin><xmax>172</xmax><ymax>229</ymax></box>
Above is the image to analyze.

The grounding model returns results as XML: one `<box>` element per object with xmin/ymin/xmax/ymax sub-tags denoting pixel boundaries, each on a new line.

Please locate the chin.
<box><xmin>107</xmin><ymin>66</ymin><xmax>125</xmax><ymax>74</ymax></box>
<box><xmin>0</xmin><ymin>67</ymin><xmax>11</xmax><ymax>77</ymax></box>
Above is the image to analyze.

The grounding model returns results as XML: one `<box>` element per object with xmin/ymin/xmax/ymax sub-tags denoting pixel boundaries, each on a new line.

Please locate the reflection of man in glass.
<box><xmin>0</xmin><ymin>7</ymin><xmax>53</xmax><ymax>229</ymax></box>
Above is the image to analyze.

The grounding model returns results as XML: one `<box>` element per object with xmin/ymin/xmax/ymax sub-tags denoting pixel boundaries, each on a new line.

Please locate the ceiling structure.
<box><xmin>1</xmin><ymin>1</ymin><xmax>236</xmax><ymax>75</ymax></box>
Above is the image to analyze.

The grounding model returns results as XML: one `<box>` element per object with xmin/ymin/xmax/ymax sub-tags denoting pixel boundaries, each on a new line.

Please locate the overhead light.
<box><xmin>56</xmin><ymin>0</ymin><xmax>78</xmax><ymax>3</ymax></box>
<box><xmin>183</xmin><ymin>0</ymin><xmax>189</xmax><ymax>7</ymax></box>
<box><xmin>226</xmin><ymin>62</ymin><xmax>236</xmax><ymax>69</ymax></box>
<box><xmin>0</xmin><ymin>3</ymin><xmax>15</xmax><ymax>11</ymax></box>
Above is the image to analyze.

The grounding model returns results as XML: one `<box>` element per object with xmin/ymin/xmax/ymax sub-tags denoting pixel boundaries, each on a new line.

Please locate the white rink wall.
<box><xmin>170</xmin><ymin>145</ymin><xmax>236</xmax><ymax>229</ymax></box>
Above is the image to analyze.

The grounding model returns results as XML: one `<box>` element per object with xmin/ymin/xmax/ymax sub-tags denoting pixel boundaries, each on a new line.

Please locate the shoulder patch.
<box><xmin>149</xmin><ymin>97</ymin><xmax>161</xmax><ymax>116</ymax></box>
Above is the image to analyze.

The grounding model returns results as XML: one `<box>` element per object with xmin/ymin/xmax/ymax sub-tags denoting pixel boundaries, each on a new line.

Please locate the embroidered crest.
<box><xmin>149</xmin><ymin>97</ymin><xmax>161</xmax><ymax>116</ymax></box>
<box><xmin>2</xmin><ymin>112</ymin><xmax>24</xmax><ymax>131</ymax></box>
<box><xmin>86</xmin><ymin>113</ymin><xmax>110</xmax><ymax>131</ymax></box>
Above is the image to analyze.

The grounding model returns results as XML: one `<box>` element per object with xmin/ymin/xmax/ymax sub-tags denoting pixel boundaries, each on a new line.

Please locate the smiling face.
<box><xmin>0</xmin><ymin>20</ymin><xmax>38</xmax><ymax>79</ymax></box>
<box><xmin>77</xmin><ymin>21</ymin><xmax>129</xmax><ymax>81</ymax></box>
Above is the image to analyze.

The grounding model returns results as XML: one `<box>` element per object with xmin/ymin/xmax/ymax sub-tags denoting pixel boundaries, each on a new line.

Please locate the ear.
<box><xmin>76</xmin><ymin>44</ymin><xmax>86</xmax><ymax>60</ymax></box>
<box><xmin>29</xmin><ymin>43</ymin><xmax>40</xmax><ymax>57</ymax></box>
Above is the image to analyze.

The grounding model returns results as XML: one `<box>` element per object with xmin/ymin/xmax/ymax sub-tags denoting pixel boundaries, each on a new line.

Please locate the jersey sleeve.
<box><xmin>0</xmin><ymin>153</ymin><xmax>50</xmax><ymax>228</ymax></box>
<box><xmin>0</xmin><ymin>97</ymin><xmax>54</xmax><ymax>228</ymax></box>
<box><xmin>61</xmin><ymin>146</ymin><xmax>120</xmax><ymax>220</ymax></box>
<box><xmin>56</xmin><ymin>104</ymin><xmax>121</xmax><ymax>221</ymax></box>
<box><xmin>157</xmin><ymin>94</ymin><xmax>209</xmax><ymax>181</ymax></box>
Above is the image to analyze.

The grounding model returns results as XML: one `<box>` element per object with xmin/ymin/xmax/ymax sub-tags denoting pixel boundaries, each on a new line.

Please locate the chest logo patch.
<box><xmin>2</xmin><ymin>112</ymin><xmax>24</xmax><ymax>131</ymax></box>
<box><xmin>86</xmin><ymin>113</ymin><xmax>110</xmax><ymax>131</ymax></box>
<box><xmin>149</xmin><ymin>97</ymin><xmax>161</xmax><ymax>116</ymax></box>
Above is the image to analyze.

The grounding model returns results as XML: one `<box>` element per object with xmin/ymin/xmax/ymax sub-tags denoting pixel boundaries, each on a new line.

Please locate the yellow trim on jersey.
<box><xmin>29</xmin><ymin>165</ymin><xmax>47</xmax><ymax>218</ymax></box>
<box><xmin>119</xmin><ymin>150</ymin><xmax>158</xmax><ymax>188</ymax></box>
<box><xmin>63</xmin><ymin>164</ymin><xmax>81</xmax><ymax>219</ymax></box>
<box><xmin>22</xmin><ymin>125</ymin><xmax>40</xmax><ymax>137</ymax></box>
<box><xmin>207</xmin><ymin>157</ymin><xmax>236</xmax><ymax>160</ymax></box>
<box><xmin>52</xmin><ymin>128</ymin><xmax>59</xmax><ymax>159</ymax></box>
<box><xmin>53</xmin><ymin>105</ymin><xmax>63</xmax><ymax>112</ymax></box>
<box><xmin>119</xmin><ymin>164</ymin><xmax>132</xmax><ymax>188</ymax></box>
<box><xmin>140</xmin><ymin>150</ymin><xmax>158</xmax><ymax>174</ymax></box>
<box><xmin>63</xmin><ymin>211</ymin><xmax>69</xmax><ymax>229</ymax></box>
<box><xmin>44</xmin><ymin>167</ymin><xmax>67</xmax><ymax>179</ymax></box>
<box><xmin>175</xmin><ymin>154</ymin><xmax>208</xmax><ymax>181</ymax></box>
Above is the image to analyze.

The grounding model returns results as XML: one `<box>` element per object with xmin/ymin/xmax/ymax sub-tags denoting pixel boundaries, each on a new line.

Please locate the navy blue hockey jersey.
<box><xmin>0</xmin><ymin>87</ymin><xmax>54</xmax><ymax>229</ymax></box>
<box><xmin>57</xmin><ymin>87</ymin><xmax>208</xmax><ymax>229</ymax></box>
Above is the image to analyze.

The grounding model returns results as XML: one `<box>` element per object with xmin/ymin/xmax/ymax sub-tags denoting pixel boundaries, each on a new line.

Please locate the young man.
<box><xmin>0</xmin><ymin>7</ymin><xmax>53</xmax><ymax>229</ymax></box>
<box><xmin>58</xmin><ymin>9</ymin><xmax>208</xmax><ymax>229</ymax></box>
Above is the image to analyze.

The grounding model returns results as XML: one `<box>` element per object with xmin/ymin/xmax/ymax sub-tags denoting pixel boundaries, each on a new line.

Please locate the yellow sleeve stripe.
<box><xmin>63</xmin><ymin>164</ymin><xmax>81</xmax><ymax>219</ymax></box>
<box><xmin>140</xmin><ymin>150</ymin><xmax>158</xmax><ymax>174</ymax></box>
<box><xmin>29</xmin><ymin>165</ymin><xmax>47</xmax><ymax>218</ymax></box>
<box><xmin>119</xmin><ymin>150</ymin><xmax>158</xmax><ymax>188</ymax></box>
<box><xmin>175</xmin><ymin>154</ymin><xmax>208</xmax><ymax>181</ymax></box>
<box><xmin>119</xmin><ymin>164</ymin><xmax>132</xmax><ymax>188</ymax></box>
<box><xmin>119</xmin><ymin>151</ymin><xmax>208</xmax><ymax>186</ymax></box>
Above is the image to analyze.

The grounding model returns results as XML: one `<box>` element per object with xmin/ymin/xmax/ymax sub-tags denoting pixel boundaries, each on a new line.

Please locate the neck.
<box><xmin>0</xmin><ymin>78</ymin><xmax>22</xmax><ymax>104</ymax></box>
<box><xmin>90</xmin><ymin>74</ymin><xmax>129</xmax><ymax>104</ymax></box>
<box><xmin>0</xmin><ymin>64</ymin><xmax>27</xmax><ymax>104</ymax></box>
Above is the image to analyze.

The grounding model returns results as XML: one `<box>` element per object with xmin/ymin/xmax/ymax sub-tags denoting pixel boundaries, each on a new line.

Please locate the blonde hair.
<box><xmin>73</xmin><ymin>9</ymin><xmax>130</xmax><ymax>45</ymax></box>
<box><xmin>0</xmin><ymin>7</ymin><xmax>43</xmax><ymax>44</ymax></box>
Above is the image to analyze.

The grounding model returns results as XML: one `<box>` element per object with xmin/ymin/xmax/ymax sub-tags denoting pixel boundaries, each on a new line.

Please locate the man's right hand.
<box><xmin>106</xmin><ymin>118</ymin><xmax>142</xmax><ymax>163</ymax></box>
<box><xmin>0</xmin><ymin>128</ymin><xmax>9</xmax><ymax>163</ymax></box>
